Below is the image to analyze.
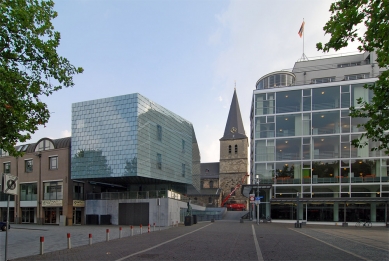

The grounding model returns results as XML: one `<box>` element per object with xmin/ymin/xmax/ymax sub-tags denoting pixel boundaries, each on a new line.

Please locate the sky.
<box><xmin>27</xmin><ymin>0</ymin><xmax>361</xmax><ymax>163</ymax></box>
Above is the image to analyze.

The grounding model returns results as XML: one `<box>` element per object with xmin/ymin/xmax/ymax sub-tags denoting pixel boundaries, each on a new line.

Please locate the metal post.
<box><xmin>40</xmin><ymin>237</ymin><xmax>44</xmax><ymax>255</ymax></box>
<box><xmin>257</xmin><ymin>200</ymin><xmax>260</xmax><ymax>225</ymax></box>
<box><xmin>119</xmin><ymin>227</ymin><xmax>122</xmax><ymax>238</ymax></box>
<box><xmin>106</xmin><ymin>229</ymin><xmax>109</xmax><ymax>241</ymax></box>
<box><xmin>67</xmin><ymin>233</ymin><xmax>71</xmax><ymax>249</ymax></box>
<box><xmin>5</xmin><ymin>194</ymin><xmax>10</xmax><ymax>261</ymax></box>
<box><xmin>89</xmin><ymin>234</ymin><xmax>92</xmax><ymax>245</ymax></box>
<box><xmin>296</xmin><ymin>192</ymin><xmax>300</xmax><ymax>228</ymax></box>
<box><xmin>131</xmin><ymin>225</ymin><xmax>133</xmax><ymax>236</ymax></box>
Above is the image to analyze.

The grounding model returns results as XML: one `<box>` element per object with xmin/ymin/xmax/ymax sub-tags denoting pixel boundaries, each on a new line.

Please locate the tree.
<box><xmin>316</xmin><ymin>0</ymin><xmax>389</xmax><ymax>154</ymax></box>
<box><xmin>0</xmin><ymin>0</ymin><xmax>83</xmax><ymax>156</ymax></box>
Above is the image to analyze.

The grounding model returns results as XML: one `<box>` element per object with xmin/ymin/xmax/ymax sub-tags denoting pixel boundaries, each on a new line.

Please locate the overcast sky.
<box><xmin>28</xmin><ymin>0</ymin><xmax>360</xmax><ymax>163</ymax></box>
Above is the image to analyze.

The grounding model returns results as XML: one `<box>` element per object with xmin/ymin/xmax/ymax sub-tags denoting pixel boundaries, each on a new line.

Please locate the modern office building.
<box><xmin>0</xmin><ymin>137</ymin><xmax>88</xmax><ymax>225</ymax></box>
<box><xmin>250</xmin><ymin>51</ymin><xmax>388</xmax><ymax>224</ymax></box>
<box><xmin>71</xmin><ymin>93</ymin><xmax>201</xmax><ymax>225</ymax></box>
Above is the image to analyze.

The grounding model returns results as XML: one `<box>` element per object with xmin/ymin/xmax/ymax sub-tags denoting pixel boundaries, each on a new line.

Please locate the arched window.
<box><xmin>235</xmin><ymin>145</ymin><xmax>238</xmax><ymax>154</ymax></box>
<box><xmin>35</xmin><ymin>139</ymin><xmax>54</xmax><ymax>151</ymax></box>
<box><xmin>209</xmin><ymin>180</ymin><xmax>214</xmax><ymax>188</ymax></box>
<box><xmin>228</xmin><ymin>145</ymin><xmax>231</xmax><ymax>154</ymax></box>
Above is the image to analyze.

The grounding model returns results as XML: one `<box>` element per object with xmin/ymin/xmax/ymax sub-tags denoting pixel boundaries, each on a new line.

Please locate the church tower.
<box><xmin>219</xmin><ymin>89</ymin><xmax>248</xmax><ymax>207</ymax></box>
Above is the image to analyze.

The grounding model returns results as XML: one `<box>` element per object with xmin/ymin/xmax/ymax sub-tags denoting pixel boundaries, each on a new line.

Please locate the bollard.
<box><xmin>140</xmin><ymin>224</ymin><xmax>142</xmax><ymax>235</ymax></box>
<box><xmin>40</xmin><ymin>236</ymin><xmax>44</xmax><ymax>255</ymax></box>
<box><xmin>176</xmin><ymin>221</ymin><xmax>178</xmax><ymax>227</ymax></box>
<box><xmin>172</xmin><ymin>221</ymin><xmax>174</xmax><ymax>227</ymax></box>
<box><xmin>148</xmin><ymin>224</ymin><xmax>150</xmax><ymax>233</ymax></box>
<box><xmin>119</xmin><ymin>227</ymin><xmax>122</xmax><ymax>239</ymax></box>
<box><xmin>67</xmin><ymin>233</ymin><xmax>71</xmax><ymax>249</ymax></box>
<box><xmin>130</xmin><ymin>225</ymin><xmax>133</xmax><ymax>236</ymax></box>
<box><xmin>106</xmin><ymin>229</ymin><xmax>110</xmax><ymax>241</ymax></box>
<box><xmin>153</xmin><ymin>222</ymin><xmax>155</xmax><ymax>232</ymax></box>
<box><xmin>89</xmin><ymin>234</ymin><xmax>92</xmax><ymax>245</ymax></box>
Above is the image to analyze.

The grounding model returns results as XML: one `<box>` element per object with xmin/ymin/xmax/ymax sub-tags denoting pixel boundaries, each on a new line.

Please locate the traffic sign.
<box><xmin>3</xmin><ymin>174</ymin><xmax>18</xmax><ymax>195</ymax></box>
<box><xmin>249</xmin><ymin>194</ymin><xmax>255</xmax><ymax>202</ymax></box>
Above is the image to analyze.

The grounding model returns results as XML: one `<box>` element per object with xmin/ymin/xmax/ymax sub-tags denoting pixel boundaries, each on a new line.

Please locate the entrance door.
<box><xmin>73</xmin><ymin>208</ymin><xmax>82</xmax><ymax>225</ymax></box>
<box><xmin>22</xmin><ymin>208</ymin><xmax>34</xmax><ymax>223</ymax></box>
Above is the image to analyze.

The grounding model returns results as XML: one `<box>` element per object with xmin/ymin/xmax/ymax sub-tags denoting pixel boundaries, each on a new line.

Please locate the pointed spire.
<box><xmin>220</xmin><ymin>89</ymin><xmax>247</xmax><ymax>140</ymax></box>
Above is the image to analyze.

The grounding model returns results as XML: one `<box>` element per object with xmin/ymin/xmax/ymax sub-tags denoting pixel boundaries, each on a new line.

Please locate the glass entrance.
<box><xmin>21</xmin><ymin>208</ymin><xmax>34</xmax><ymax>223</ymax></box>
<box><xmin>73</xmin><ymin>208</ymin><xmax>82</xmax><ymax>225</ymax></box>
<box><xmin>44</xmin><ymin>207</ymin><xmax>62</xmax><ymax>224</ymax></box>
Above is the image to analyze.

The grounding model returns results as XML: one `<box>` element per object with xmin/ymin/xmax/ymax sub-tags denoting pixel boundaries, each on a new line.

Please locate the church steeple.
<box><xmin>220</xmin><ymin>89</ymin><xmax>247</xmax><ymax>140</ymax></box>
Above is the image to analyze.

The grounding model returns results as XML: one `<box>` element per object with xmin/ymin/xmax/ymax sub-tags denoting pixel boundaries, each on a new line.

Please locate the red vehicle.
<box><xmin>224</xmin><ymin>201</ymin><xmax>246</xmax><ymax>211</ymax></box>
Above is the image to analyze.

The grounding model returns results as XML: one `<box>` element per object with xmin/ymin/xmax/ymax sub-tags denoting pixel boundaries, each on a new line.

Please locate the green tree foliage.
<box><xmin>317</xmin><ymin>0</ymin><xmax>389</xmax><ymax>154</ymax></box>
<box><xmin>0</xmin><ymin>0</ymin><xmax>83</xmax><ymax>156</ymax></box>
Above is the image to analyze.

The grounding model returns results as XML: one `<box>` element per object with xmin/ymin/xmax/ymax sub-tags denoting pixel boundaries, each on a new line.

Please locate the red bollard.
<box><xmin>130</xmin><ymin>225</ymin><xmax>133</xmax><ymax>236</ymax></box>
<box><xmin>153</xmin><ymin>222</ymin><xmax>155</xmax><ymax>232</ymax></box>
<box><xmin>67</xmin><ymin>233</ymin><xmax>71</xmax><ymax>249</ymax></box>
<box><xmin>140</xmin><ymin>224</ymin><xmax>143</xmax><ymax>234</ymax></box>
<box><xmin>148</xmin><ymin>224</ymin><xmax>150</xmax><ymax>233</ymax></box>
<box><xmin>119</xmin><ymin>227</ymin><xmax>122</xmax><ymax>239</ymax></box>
<box><xmin>106</xmin><ymin>229</ymin><xmax>110</xmax><ymax>241</ymax></box>
<box><xmin>89</xmin><ymin>233</ymin><xmax>92</xmax><ymax>245</ymax></box>
<box><xmin>40</xmin><ymin>236</ymin><xmax>44</xmax><ymax>255</ymax></box>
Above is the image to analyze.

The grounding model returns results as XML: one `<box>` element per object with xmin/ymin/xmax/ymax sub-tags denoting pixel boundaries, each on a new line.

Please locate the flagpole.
<box><xmin>303</xmin><ymin>18</ymin><xmax>305</xmax><ymax>58</ymax></box>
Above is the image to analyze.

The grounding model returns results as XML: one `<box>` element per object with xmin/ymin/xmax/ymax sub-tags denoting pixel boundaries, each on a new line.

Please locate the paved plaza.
<box><xmin>1</xmin><ymin>220</ymin><xmax>388</xmax><ymax>261</ymax></box>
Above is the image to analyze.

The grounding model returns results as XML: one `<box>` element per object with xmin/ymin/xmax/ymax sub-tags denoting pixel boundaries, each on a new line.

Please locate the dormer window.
<box><xmin>35</xmin><ymin>139</ymin><xmax>54</xmax><ymax>151</ymax></box>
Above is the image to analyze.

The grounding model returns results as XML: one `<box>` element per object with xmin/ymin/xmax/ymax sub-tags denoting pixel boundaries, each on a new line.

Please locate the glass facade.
<box><xmin>71</xmin><ymin>93</ymin><xmax>198</xmax><ymax>188</ymax></box>
<box><xmin>251</xmin><ymin>80</ymin><xmax>389</xmax><ymax>222</ymax></box>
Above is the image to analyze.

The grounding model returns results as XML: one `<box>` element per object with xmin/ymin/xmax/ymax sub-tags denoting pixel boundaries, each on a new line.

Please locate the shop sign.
<box><xmin>42</xmin><ymin>200</ymin><xmax>62</xmax><ymax>207</ymax></box>
<box><xmin>73</xmin><ymin>200</ymin><xmax>85</xmax><ymax>207</ymax></box>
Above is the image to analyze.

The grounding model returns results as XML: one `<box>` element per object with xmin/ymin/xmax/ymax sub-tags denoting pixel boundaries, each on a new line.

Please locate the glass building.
<box><xmin>71</xmin><ymin>93</ymin><xmax>200</xmax><ymax>194</ymax></box>
<box><xmin>250</xmin><ymin>52</ymin><xmax>388</xmax><ymax>224</ymax></box>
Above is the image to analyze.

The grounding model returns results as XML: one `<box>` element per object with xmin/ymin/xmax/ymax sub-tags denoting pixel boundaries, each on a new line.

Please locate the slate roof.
<box><xmin>220</xmin><ymin>89</ymin><xmax>247</xmax><ymax>140</ymax></box>
<box><xmin>200</xmin><ymin>162</ymin><xmax>219</xmax><ymax>178</ymax></box>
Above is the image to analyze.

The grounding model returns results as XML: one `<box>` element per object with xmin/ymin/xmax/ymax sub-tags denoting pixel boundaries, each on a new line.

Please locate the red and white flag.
<box><xmin>298</xmin><ymin>21</ymin><xmax>305</xmax><ymax>38</ymax></box>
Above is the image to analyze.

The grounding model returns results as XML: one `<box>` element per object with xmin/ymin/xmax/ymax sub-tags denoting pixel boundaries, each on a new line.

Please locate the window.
<box><xmin>3</xmin><ymin>162</ymin><xmax>10</xmax><ymax>173</ymax></box>
<box><xmin>235</xmin><ymin>145</ymin><xmax>238</xmax><ymax>154</ymax></box>
<box><xmin>44</xmin><ymin>182</ymin><xmax>63</xmax><ymax>200</ymax></box>
<box><xmin>182</xmin><ymin>140</ymin><xmax>185</xmax><ymax>151</ymax></box>
<box><xmin>208</xmin><ymin>197</ymin><xmax>212</xmax><ymax>204</ymax></box>
<box><xmin>25</xmin><ymin>159</ymin><xmax>33</xmax><ymax>172</ymax></box>
<box><xmin>20</xmin><ymin>183</ymin><xmax>37</xmax><ymax>201</ymax></box>
<box><xmin>337</xmin><ymin>62</ymin><xmax>361</xmax><ymax>68</ymax></box>
<box><xmin>73</xmin><ymin>182</ymin><xmax>84</xmax><ymax>200</ymax></box>
<box><xmin>209</xmin><ymin>180</ymin><xmax>214</xmax><ymax>188</ymax></box>
<box><xmin>228</xmin><ymin>145</ymin><xmax>231</xmax><ymax>154</ymax></box>
<box><xmin>49</xmin><ymin>156</ymin><xmax>58</xmax><ymax>169</ymax></box>
<box><xmin>35</xmin><ymin>139</ymin><xmax>54</xmax><ymax>151</ymax></box>
<box><xmin>157</xmin><ymin>153</ymin><xmax>162</xmax><ymax>169</ymax></box>
<box><xmin>201</xmin><ymin>181</ymin><xmax>204</xmax><ymax>188</ymax></box>
<box><xmin>157</xmin><ymin>125</ymin><xmax>162</xmax><ymax>141</ymax></box>
<box><xmin>311</xmin><ymin>77</ymin><xmax>336</xmax><ymax>84</ymax></box>
<box><xmin>182</xmin><ymin>163</ymin><xmax>186</xmax><ymax>177</ymax></box>
<box><xmin>0</xmin><ymin>149</ymin><xmax>9</xmax><ymax>157</ymax></box>
<box><xmin>345</xmin><ymin>73</ymin><xmax>369</xmax><ymax>81</ymax></box>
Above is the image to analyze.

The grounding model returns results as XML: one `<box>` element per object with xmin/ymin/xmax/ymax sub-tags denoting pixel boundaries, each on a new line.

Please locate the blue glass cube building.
<box><xmin>71</xmin><ymin>93</ymin><xmax>200</xmax><ymax>193</ymax></box>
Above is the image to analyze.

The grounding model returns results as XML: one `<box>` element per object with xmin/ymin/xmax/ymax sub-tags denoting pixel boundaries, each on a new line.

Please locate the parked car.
<box><xmin>0</xmin><ymin>221</ymin><xmax>10</xmax><ymax>231</ymax></box>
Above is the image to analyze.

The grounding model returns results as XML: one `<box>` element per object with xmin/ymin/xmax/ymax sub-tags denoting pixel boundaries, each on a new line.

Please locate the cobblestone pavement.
<box><xmin>4</xmin><ymin>221</ymin><xmax>388</xmax><ymax>261</ymax></box>
<box><xmin>4</xmin><ymin>220</ymin><xmax>389</xmax><ymax>261</ymax></box>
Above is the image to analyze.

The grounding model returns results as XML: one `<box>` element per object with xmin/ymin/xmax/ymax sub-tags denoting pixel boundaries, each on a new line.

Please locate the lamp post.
<box><xmin>255</xmin><ymin>174</ymin><xmax>260</xmax><ymax>225</ymax></box>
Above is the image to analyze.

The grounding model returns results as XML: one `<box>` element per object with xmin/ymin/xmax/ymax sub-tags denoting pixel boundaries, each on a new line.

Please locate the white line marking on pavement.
<box><xmin>290</xmin><ymin>229</ymin><xmax>372</xmax><ymax>261</ymax></box>
<box><xmin>252</xmin><ymin>225</ymin><xmax>264</xmax><ymax>261</ymax></box>
<box><xmin>310</xmin><ymin>229</ymin><xmax>389</xmax><ymax>252</ymax></box>
<box><xmin>115</xmin><ymin>223</ymin><xmax>213</xmax><ymax>261</ymax></box>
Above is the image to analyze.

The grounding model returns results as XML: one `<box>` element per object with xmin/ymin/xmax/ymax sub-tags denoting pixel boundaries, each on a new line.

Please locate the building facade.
<box><xmin>250</xmin><ymin>51</ymin><xmax>388</xmax><ymax>223</ymax></box>
<box><xmin>71</xmin><ymin>93</ymin><xmax>200</xmax><ymax>195</ymax></box>
<box><xmin>0</xmin><ymin>137</ymin><xmax>88</xmax><ymax>225</ymax></box>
